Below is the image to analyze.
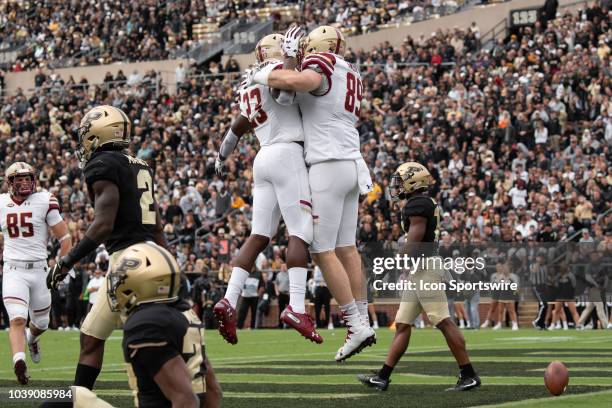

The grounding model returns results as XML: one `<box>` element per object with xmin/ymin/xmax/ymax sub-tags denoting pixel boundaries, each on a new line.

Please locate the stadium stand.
<box><xmin>0</xmin><ymin>3</ymin><xmax>610</xmax><ymax>330</ymax></box>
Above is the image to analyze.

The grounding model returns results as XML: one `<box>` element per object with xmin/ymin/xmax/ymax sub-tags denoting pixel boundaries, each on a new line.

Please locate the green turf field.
<box><xmin>0</xmin><ymin>328</ymin><xmax>611</xmax><ymax>407</ymax></box>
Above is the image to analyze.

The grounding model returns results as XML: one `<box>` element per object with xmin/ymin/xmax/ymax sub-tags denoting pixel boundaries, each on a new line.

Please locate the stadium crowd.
<box><xmin>1</xmin><ymin>0</ymin><xmax>466</xmax><ymax>71</ymax></box>
<box><xmin>0</xmin><ymin>5</ymin><xmax>610</xmax><ymax>331</ymax></box>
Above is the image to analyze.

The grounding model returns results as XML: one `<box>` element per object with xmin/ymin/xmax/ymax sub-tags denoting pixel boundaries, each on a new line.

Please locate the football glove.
<box><xmin>215</xmin><ymin>154</ymin><xmax>226</xmax><ymax>177</ymax></box>
<box><xmin>46</xmin><ymin>259</ymin><xmax>69</xmax><ymax>290</ymax></box>
<box><xmin>282</xmin><ymin>25</ymin><xmax>304</xmax><ymax>58</ymax></box>
<box><xmin>239</xmin><ymin>68</ymin><xmax>254</xmax><ymax>90</ymax></box>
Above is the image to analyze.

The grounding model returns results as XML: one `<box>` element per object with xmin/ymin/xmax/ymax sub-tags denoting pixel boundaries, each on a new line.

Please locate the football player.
<box><xmin>213</xmin><ymin>33</ymin><xmax>322</xmax><ymax>344</ymax></box>
<box><xmin>108</xmin><ymin>242</ymin><xmax>221</xmax><ymax>408</ymax></box>
<box><xmin>246</xmin><ymin>25</ymin><xmax>375</xmax><ymax>361</ymax></box>
<box><xmin>0</xmin><ymin>162</ymin><xmax>72</xmax><ymax>384</ymax></box>
<box><xmin>46</xmin><ymin>105</ymin><xmax>167</xmax><ymax>390</ymax></box>
<box><xmin>357</xmin><ymin>162</ymin><xmax>480</xmax><ymax>391</ymax></box>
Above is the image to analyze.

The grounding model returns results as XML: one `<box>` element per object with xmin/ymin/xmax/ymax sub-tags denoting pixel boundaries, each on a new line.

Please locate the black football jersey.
<box><xmin>84</xmin><ymin>150</ymin><xmax>157</xmax><ymax>254</ymax></box>
<box><xmin>123</xmin><ymin>303</ymin><xmax>207</xmax><ymax>408</ymax></box>
<box><xmin>401</xmin><ymin>195</ymin><xmax>440</xmax><ymax>243</ymax></box>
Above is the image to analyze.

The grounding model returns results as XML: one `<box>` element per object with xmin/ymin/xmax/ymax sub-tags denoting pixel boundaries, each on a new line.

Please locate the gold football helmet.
<box><xmin>302</xmin><ymin>25</ymin><xmax>346</xmax><ymax>56</ymax></box>
<box><xmin>390</xmin><ymin>162</ymin><xmax>435</xmax><ymax>199</ymax></box>
<box><xmin>255</xmin><ymin>33</ymin><xmax>284</xmax><ymax>63</ymax></box>
<box><xmin>76</xmin><ymin>105</ymin><xmax>131</xmax><ymax>165</ymax></box>
<box><xmin>5</xmin><ymin>162</ymin><xmax>36</xmax><ymax>198</ymax></box>
<box><xmin>107</xmin><ymin>243</ymin><xmax>180</xmax><ymax>314</ymax></box>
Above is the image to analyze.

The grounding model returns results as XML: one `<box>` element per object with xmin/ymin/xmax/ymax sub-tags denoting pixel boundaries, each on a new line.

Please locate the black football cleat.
<box><xmin>14</xmin><ymin>359</ymin><xmax>29</xmax><ymax>385</ymax></box>
<box><xmin>446</xmin><ymin>375</ymin><xmax>481</xmax><ymax>391</ymax></box>
<box><xmin>357</xmin><ymin>372</ymin><xmax>390</xmax><ymax>391</ymax></box>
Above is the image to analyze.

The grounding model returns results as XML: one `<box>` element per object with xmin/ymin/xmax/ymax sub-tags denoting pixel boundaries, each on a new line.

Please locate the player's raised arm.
<box><xmin>252</xmin><ymin>64</ymin><xmax>322</xmax><ymax>93</ymax></box>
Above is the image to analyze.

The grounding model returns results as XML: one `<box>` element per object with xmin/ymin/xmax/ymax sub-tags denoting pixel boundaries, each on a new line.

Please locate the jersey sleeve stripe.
<box><xmin>318</xmin><ymin>52</ymin><xmax>337</xmax><ymax>65</ymax></box>
<box><xmin>303</xmin><ymin>55</ymin><xmax>334</xmax><ymax>74</ymax></box>
<box><xmin>302</xmin><ymin>58</ymin><xmax>333</xmax><ymax>78</ymax></box>
<box><xmin>47</xmin><ymin>203</ymin><xmax>60</xmax><ymax>215</ymax></box>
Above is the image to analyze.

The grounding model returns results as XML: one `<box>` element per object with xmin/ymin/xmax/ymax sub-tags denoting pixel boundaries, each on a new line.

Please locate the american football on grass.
<box><xmin>544</xmin><ymin>361</ymin><xmax>569</xmax><ymax>396</ymax></box>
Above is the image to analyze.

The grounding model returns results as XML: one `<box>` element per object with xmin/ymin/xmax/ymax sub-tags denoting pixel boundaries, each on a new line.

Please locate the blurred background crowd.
<box><xmin>0</xmin><ymin>1</ymin><xmax>610</xmax><ymax>331</ymax></box>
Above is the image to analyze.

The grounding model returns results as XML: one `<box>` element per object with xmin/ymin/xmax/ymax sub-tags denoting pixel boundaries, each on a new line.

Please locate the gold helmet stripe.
<box><xmin>144</xmin><ymin>242</ymin><xmax>178</xmax><ymax>301</ymax></box>
<box><xmin>117</xmin><ymin>107</ymin><xmax>129</xmax><ymax>139</ymax></box>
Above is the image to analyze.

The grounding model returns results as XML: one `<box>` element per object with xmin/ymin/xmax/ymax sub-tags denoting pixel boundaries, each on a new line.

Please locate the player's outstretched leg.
<box><xmin>357</xmin><ymin>322</ymin><xmax>412</xmax><ymax>391</ymax></box>
<box><xmin>280</xmin><ymin>236</ymin><xmax>323</xmax><ymax>344</ymax></box>
<box><xmin>437</xmin><ymin>318</ymin><xmax>481</xmax><ymax>391</ymax></box>
<box><xmin>313</xmin><ymin>251</ymin><xmax>375</xmax><ymax>361</ymax></box>
<box><xmin>214</xmin><ymin>234</ymin><xmax>269</xmax><ymax>344</ymax></box>
<box><xmin>74</xmin><ymin>333</ymin><xmax>105</xmax><ymax>389</ymax></box>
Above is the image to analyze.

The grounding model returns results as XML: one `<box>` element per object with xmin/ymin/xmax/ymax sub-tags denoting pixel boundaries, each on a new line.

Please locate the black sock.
<box><xmin>459</xmin><ymin>363</ymin><xmax>476</xmax><ymax>379</ymax></box>
<box><xmin>378</xmin><ymin>363</ymin><xmax>394</xmax><ymax>380</ymax></box>
<box><xmin>74</xmin><ymin>363</ymin><xmax>101</xmax><ymax>389</ymax></box>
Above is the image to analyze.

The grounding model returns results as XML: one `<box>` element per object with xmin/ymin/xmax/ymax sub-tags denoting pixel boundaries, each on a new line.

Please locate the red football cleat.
<box><xmin>214</xmin><ymin>298</ymin><xmax>238</xmax><ymax>345</ymax></box>
<box><xmin>281</xmin><ymin>306</ymin><xmax>323</xmax><ymax>344</ymax></box>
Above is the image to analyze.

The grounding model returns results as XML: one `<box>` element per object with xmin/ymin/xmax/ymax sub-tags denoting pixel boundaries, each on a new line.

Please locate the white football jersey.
<box><xmin>239</xmin><ymin>60</ymin><xmax>304</xmax><ymax>146</ymax></box>
<box><xmin>0</xmin><ymin>191</ymin><xmax>63</xmax><ymax>262</ymax></box>
<box><xmin>297</xmin><ymin>52</ymin><xmax>363</xmax><ymax>165</ymax></box>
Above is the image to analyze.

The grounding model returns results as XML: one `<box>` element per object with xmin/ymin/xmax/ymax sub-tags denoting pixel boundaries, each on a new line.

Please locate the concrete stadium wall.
<box><xmin>4</xmin><ymin>58</ymin><xmax>187</xmax><ymax>95</ymax></box>
<box><xmin>224</xmin><ymin>0</ymin><xmax>583</xmax><ymax>68</ymax></box>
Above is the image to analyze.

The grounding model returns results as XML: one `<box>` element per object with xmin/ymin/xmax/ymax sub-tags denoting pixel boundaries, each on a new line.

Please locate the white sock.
<box><xmin>13</xmin><ymin>352</ymin><xmax>26</xmax><ymax>365</ymax></box>
<box><xmin>224</xmin><ymin>267</ymin><xmax>249</xmax><ymax>308</ymax></box>
<box><xmin>356</xmin><ymin>300</ymin><xmax>370</xmax><ymax>325</ymax></box>
<box><xmin>339</xmin><ymin>300</ymin><xmax>361</xmax><ymax>327</ymax></box>
<box><xmin>288</xmin><ymin>267</ymin><xmax>307</xmax><ymax>314</ymax></box>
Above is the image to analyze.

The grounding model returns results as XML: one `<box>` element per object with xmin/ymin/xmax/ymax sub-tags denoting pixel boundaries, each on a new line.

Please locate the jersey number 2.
<box><xmin>344</xmin><ymin>72</ymin><xmax>363</xmax><ymax>117</ymax></box>
<box><xmin>6</xmin><ymin>213</ymin><xmax>33</xmax><ymax>238</ymax></box>
<box><xmin>137</xmin><ymin>170</ymin><xmax>155</xmax><ymax>225</ymax></box>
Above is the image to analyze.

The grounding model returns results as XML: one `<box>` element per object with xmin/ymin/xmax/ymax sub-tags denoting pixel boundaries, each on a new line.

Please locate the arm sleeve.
<box><xmin>130</xmin><ymin>342</ymin><xmax>180</xmax><ymax>379</ymax></box>
<box><xmin>403</xmin><ymin>197</ymin><xmax>434</xmax><ymax>218</ymax></box>
<box><xmin>84</xmin><ymin>154</ymin><xmax>120</xmax><ymax>186</ymax></box>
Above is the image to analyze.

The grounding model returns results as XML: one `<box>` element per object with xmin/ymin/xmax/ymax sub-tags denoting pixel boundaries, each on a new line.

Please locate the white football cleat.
<box><xmin>335</xmin><ymin>323</ymin><xmax>376</xmax><ymax>362</ymax></box>
<box><xmin>26</xmin><ymin>328</ymin><xmax>41</xmax><ymax>364</ymax></box>
<box><xmin>372</xmin><ymin>321</ymin><xmax>379</xmax><ymax>330</ymax></box>
<box><xmin>480</xmin><ymin>320</ymin><xmax>489</xmax><ymax>329</ymax></box>
<box><xmin>492</xmin><ymin>323</ymin><xmax>502</xmax><ymax>330</ymax></box>
<box><xmin>511</xmin><ymin>322</ymin><xmax>519</xmax><ymax>331</ymax></box>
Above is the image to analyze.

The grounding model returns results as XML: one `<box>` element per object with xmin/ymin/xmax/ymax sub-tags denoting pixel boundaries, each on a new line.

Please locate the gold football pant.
<box><xmin>395</xmin><ymin>266</ymin><xmax>450</xmax><ymax>326</ymax></box>
<box><xmin>80</xmin><ymin>250</ymin><xmax>124</xmax><ymax>340</ymax></box>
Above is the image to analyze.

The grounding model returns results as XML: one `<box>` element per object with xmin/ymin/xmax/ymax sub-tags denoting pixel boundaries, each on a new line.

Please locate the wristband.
<box><xmin>62</xmin><ymin>236</ymin><xmax>99</xmax><ymax>269</ymax></box>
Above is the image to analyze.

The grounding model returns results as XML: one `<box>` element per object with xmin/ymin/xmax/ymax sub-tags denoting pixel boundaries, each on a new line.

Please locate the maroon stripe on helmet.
<box><xmin>304</xmin><ymin>54</ymin><xmax>334</xmax><ymax>71</ymax></box>
<box><xmin>334</xmin><ymin>28</ymin><xmax>343</xmax><ymax>54</ymax></box>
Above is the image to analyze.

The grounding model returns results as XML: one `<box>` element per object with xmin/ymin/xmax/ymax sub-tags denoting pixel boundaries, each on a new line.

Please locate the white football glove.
<box><xmin>239</xmin><ymin>68</ymin><xmax>254</xmax><ymax>91</ymax></box>
<box><xmin>250</xmin><ymin>62</ymin><xmax>277</xmax><ymax>86</ymax></box>
<box><xmin>282</xmin><ymin>25</ymin><xmax>304</xmax><ymax>58</ymax></box>
<box><xmin>215</xmin><ymin>154</ymin><xmax>226</xmax><ymax>177</ymax></box>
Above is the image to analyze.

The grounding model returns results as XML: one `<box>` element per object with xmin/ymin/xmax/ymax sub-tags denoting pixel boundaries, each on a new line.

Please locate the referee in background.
<box><xmin>530</xmin><ymin>254</ymin><xmax>549</xmax><ymax>329</ymax></box>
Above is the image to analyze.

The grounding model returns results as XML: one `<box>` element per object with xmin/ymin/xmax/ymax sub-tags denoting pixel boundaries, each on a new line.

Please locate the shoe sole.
<box><xmin>14</xmin><ymin>360</ymin><xmax>29</xmax><ymax>385</ymax></box>
<box><xmin>336</xmin><ymin>334</ymin><xmax>377</xmax><ymax>362</ymax></box>
<box><xmin>281</xmin><ymin>315</ymin><xmax>324</xmax><ymax>344</ymax></box>
<box><xmin>214</xmin><ymin>308</ymin><xmax>238</xmax><ymax>345</ymax></box>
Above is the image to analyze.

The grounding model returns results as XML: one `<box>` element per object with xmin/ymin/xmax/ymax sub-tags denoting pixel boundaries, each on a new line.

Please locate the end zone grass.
<box><xmin>0</xmin><ymin>328</ymin><xmax>610</xmax><ymax>407</ymax></box>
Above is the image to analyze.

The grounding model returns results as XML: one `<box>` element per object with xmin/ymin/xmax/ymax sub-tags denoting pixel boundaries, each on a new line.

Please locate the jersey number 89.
<box><xmin>344</xmin><ymin>72</ymin><xmax>363</xmax><ymax>117</ymax></box>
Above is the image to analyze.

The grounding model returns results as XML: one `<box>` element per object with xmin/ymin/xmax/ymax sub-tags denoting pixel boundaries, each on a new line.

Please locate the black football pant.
<box><xmin>314</xmin><ymin>286</ymin><xmax>332</xmax><ymax>328</ymax></box>
<box><xmin>237</xmin><ymin>297</ymin><xmax>259</xmax><ymax>329</ymax></box>
<box><xmin>532</xmin><ymin>285</ymin><xmax>547</xmax><ymax>329</ymax></box>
